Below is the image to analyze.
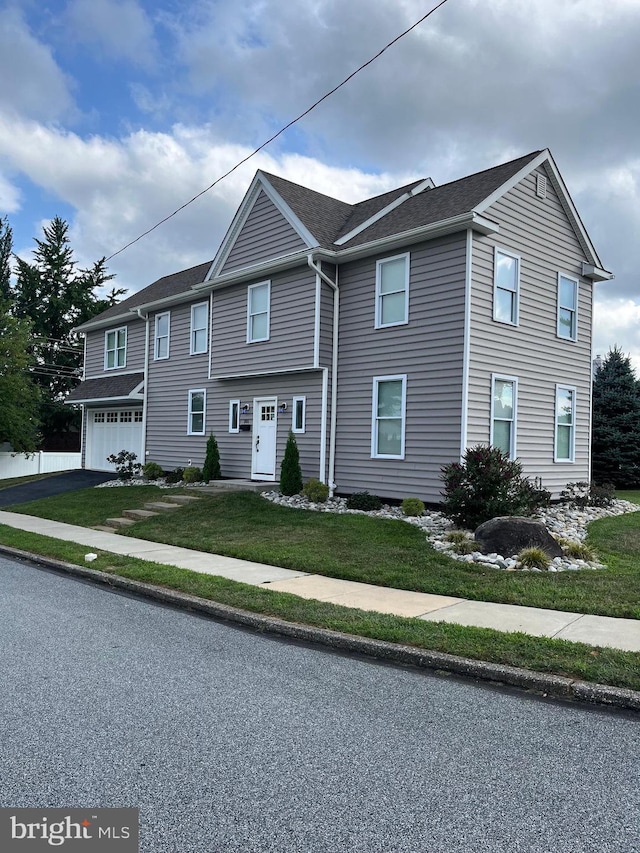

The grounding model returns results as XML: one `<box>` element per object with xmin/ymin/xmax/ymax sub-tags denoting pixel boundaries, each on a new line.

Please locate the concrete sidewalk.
<box><xmin>1</xmin><ymin>509</ymin><xmax>639</xmax><ymax>653</ymax></box>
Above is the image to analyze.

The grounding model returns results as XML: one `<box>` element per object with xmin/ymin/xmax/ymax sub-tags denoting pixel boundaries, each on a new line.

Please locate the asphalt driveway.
<box><xmin>0</xmin><ymin>469</ymin><xmax>116</xmax><ymax>507</ymax></box>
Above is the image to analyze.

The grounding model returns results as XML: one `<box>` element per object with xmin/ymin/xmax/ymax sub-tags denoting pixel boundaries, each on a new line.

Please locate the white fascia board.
<box><xmin>212</xmin><ymin>365</ymin><xmax>322</xmax><ymax>380</ymax></box>
<box><xmin>74</xmin><ymin>312</ymin><xmax>135</xmax><ymax>333</ymax></box>
<box><xmin>64</xmin><ymin>394</ymin><xmax>143</xmax><ymax>406</ymax></box>
<box><xmin>193</xmin><ymin>248</ymin><xmax>314</xmax><ymax>292</ymax></box>
<box><xmin>258</xmin><ymin>173</ymin><xmax>319</xmax><ymax>249</ymax></box>
<box><xmin>473</xmin><ymin>149</ymin><xmax>604</xmax><ymax>269</ymax></box>
<box><xmin>334</xmin><ymin>177</ymin><xmax>435</xmax><ymax>246</ymax></box>
<box><xmin>582</xmin><ymin>262</ymin><xmax>614</xmax><ymax>282</ymax></box>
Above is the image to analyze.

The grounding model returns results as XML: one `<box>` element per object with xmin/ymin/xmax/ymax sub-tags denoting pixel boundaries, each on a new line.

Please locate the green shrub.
<box><xmin>440</xmin><ymin>445</ymin><xmax>551</xmax><ymax>530</ymax></box>
<box><xmin>517</xmin><ymin>547</ymin><xmax>551</xmax><ymax>570</ymax></box>
<box><xmin>560</xmin><ymin>480</ymin><xmax>616</xmax><ymax>508</ymax></box>
<box><xmin>280</xmin><ymin>431</ymin><xmax>303</xmax><ymax>496</ymax></box>
<box><xmin>401</xmin><ymin>497</ymin><xmax>425</xmax><ymax>517</ymax></box>
<box><xmin>589</xmin><ymin>482</ymin><xmax>616</xmax><ymax>507</ymax></box>
<box><xmin>302</xmin><ymin>477</ymin><xmax>329</xmax><ymax>503</ymax></box>
<box><xmin>346</xmin><ymin>491</ymin><xmax>382</xmax><ymax>511</ymax></box>
<box><xmin>183</xmin><ymin>466</ymin><xmax>203</xmax><ymax>483</ymax></box>
<box><xmin>562</xmin><ymin>540</ymin><xmax>596</xmax><ymax>561</ymax></box>
<box><xmin>165</xmin><ymin>467</ymin><xmax>184</xmax><ymax>484</ymax></box>
<box><xmin>203</xmin><ymin>434</ymin><xmax>221</xmax><ymax>482</ymax></box>
<box><xmin>445</xmin><ymin>530</ymin><xmax>473</xmax><ymax>545</ymax></box>
<box><xmin>106</xmin><ymin>450</ymin><xmax>142</xmax><ymax>481</ymax></box>
<box><xmin>142</xmin><ymin>461</ymin><xmax>164</xmax><ymax>481</ymax></box>
<box><xmin>452</xmin><ymin>539</ymin><xmax>477</xmax><ymax>555</ymax></box>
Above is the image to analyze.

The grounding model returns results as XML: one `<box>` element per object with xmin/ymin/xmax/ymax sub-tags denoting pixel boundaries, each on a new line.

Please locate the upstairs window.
<box><xmin>105</xmin><ymin>327</ymin><xmax>127</xmax><ymax>370</ymax></box>
<box><xmin>491</xmin><ymin>375</ymin><xmax>517</xmax><ymax>460</ymax></box>
<box><xmin>247</xmin><ymin>281</ymin><xmax>270</xmax><ymax>342</ymax></box>
<box><xmin>188</xmin><ymin>390</ymin><xmax>206</xmax><ymax>435</ymax></box>
<box><xmin>557</xmin><ymin>274</ymin><xmax>578</xmax><ymax>341</ymax></box>
<box><xmin>371</xmin><ymin>375</ymin><xmax>406</xmax><ymax>459</ymax></box>
<box><xmin>555</xmin><ymin>385</ymin><xmax>576</xmax><ymax>462</ymax></box>
<box><xmin>375</xmin><ymin>254</ymin><xmax>409</xmax><ymax>328</ymax></box>
<box><xmin>191</xmin><ymin>302</ymin><xmax>209</xmax><ymax>355</ymax></box>
<box><xmin>154</xmin><ymin>312</ymin><xmax>170</xmax><ymax>360</ymax></box>
<box><xmin>493</xmin><ymin>249</ymin><xmax>520</xmax><ymax>325</ymax></box>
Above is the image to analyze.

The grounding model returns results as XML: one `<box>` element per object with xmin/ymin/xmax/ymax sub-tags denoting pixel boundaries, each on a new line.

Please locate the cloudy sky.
<box><xmin>1</xmin><ymin>0</ymin><xmax>639</xmax><ymax>370</ymax></box>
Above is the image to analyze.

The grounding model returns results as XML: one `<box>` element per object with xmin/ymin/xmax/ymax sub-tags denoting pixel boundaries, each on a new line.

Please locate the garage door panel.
<box><xmin>87</xmin><ymin>409</ymin><xmax>143</xmax><ymax>471</ymax></box>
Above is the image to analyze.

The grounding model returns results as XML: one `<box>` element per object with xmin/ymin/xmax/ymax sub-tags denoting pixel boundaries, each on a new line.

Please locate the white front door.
<box><xmin>251</xmin><ymin>398</ymin><xmax>277</xmax><ymax>480</ymax></box>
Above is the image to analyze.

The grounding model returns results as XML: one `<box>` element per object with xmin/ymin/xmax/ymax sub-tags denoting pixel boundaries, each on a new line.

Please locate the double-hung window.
<box><xmin>292</xmin><ymin>396</ymin><xmax>306</xmax><ymax>434</ymax></box>
<box><xmin>557</xmin><ymin>274</ymin><xmax>578</xmax><ymax>340</ymax></box>
<box><xmin>493</xmin><ymin>248</ymin><xmax>520</xmax><ymax>325</ymax></box>
<box><xmin>190</xmin><ymin>302</ymin><xmax>209</xmax><ymax>355</ymax></box>
<box><xmin>154</xmin><ymin>312</ymin><xmax>170</xmax><ymax>360</ymax></box>
<box><xmin>555</xmin><ymin>385</ymin><xmax>576</xmax><ymax>462</ymax></box>
<box><xmin>371</xmin><ymin>375</ymin><xmax>406</xmax><ymax>459</ymax></box>
<box><xmin>375</xmin><ymin>254</ymin><xmax>409</xmax><ymax>328</ymax></box>
<box><xmin>247</xmin><ymin>281</ymin><xmax>270</xmax><ymax>342</ymax></box>
<box><xmin>105</xmin><ymin>327</ymin><xmax>127</xmax><ymax>369</ymax></box>
<box><xmin>188</xmin><ymin>390</ymin><xmax>206</xmax><ymax>435</ymax></box>
<box><xmin>491</xmin><ymin>375</ymin><xmax>517</xmax><ymax>459</ymax></box>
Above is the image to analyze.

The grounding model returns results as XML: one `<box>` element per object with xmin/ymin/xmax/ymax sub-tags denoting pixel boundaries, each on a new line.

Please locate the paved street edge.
<box><xmin>3</xmin><ymin>543</ymin><xmax>639</xmax><ymax>712</ymax></box>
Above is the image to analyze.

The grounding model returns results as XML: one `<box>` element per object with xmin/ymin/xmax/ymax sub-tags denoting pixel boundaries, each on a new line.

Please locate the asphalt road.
<box><xmin>0</xmin><ymin>469</ymin><xmax>116</xmax><ymax>507</ymax></box>
<box><xmin>1</xmin><ymin>555</ymin><xmax>638</xmax><ymax>853</ymax></box>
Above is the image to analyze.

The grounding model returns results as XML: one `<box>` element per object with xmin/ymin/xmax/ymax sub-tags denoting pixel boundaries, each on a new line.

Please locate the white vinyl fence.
<box><xmin>0</xmin><ymin>451</ymin><xmax>81</xmax><ymax>480</ymax></box>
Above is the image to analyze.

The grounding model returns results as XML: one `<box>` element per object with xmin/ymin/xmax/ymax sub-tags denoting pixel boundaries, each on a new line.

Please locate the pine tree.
<box><xmin>591</xmin><ymin>347</ymin><xmax>640</xmax><ymax>487</ymax></box>
<box><xmin>0</xmin><ymin>308</ymin><xmax>40</xmax><ymax>452</ymax></box>
<box><xmin>203</xmin><ymin>434</ymin><xmax>221</xmax><ymax>482</ymax></box>
<box><xmin>280</xmin><ymin>431</ymin><xmax>303</xmax><ymax>496</ymax></box>
<box><xmin>0</xmin><ymin>216</ymin><xmax>12</xmax><ymax>301</ymax></box>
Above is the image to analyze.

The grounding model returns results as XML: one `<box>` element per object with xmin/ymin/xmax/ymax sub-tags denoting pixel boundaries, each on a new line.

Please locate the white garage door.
<box><xmin>86</xmin><ymin>408</ymin><xmax>144</xmax><ymax>472</ymax></box>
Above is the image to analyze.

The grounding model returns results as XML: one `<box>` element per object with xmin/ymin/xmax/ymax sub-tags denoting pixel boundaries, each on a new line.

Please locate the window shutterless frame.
<box><xmin>190</xmin><ymin>302</ymin><xmax>209</xmax><ymax>355</ymax></box>
<box><xmin>154</xmin><ymin>311</ymin><xmax>170</xmax><ymax>360</ymax></box>
<box><xmin>557</xmin><ymin>273</ymin><xmax>578</xmax><ymax>341</ymax></box>
<box><xmin>187</xmin><ymin>389</ymin><xmax>206</xmax><ymax>435</ymax></box>
<box><xmin>104</xmin><ymin>326</ymin><xmax>127</xmax><ymax>370</ymax></box>
<box><xmin>493</xmin><ymin>247</ymin><xmax>520</xmax><ymax>326</ymax></box>
<box><xmin>371</xmin><ymin>374</ymin><xmax>407</xmax><ymax>459</ymax></box>
<box><xmin>554</xmin><ymin>384</ymin><xmax>576</xmax><ymax>462</ymax></box>
<box><xmin>292</xmin><ymin>396</ymin><xmax>306</xmax><ymax>433</ymax></box>
<box><xmin>247</xmin><ymin>281</ymin><xmax>271</xmax><ymax>343</ymax></box>
<box><xmin>375</xmin><ymin>253</ymin><xmax>410</xmax><ymax>329</ymax></box>
<box><xmin>490</xmin><ymin>373</ymin><xmax>518</xmax><ymax>460</ymax></box>
<box><xmin>229</xmin><ymin>400</ymin><xmax>240</xmax><ymax>433</ymax></box>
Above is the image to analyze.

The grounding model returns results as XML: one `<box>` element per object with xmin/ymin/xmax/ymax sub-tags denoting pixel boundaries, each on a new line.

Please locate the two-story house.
<box><xmin>67</xmin><ymin>149</ymin><xmax>612</xmax><ymax>501</ymax></box>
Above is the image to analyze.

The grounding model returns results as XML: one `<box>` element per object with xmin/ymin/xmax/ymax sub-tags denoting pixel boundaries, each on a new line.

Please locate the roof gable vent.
<box><xmin>536</xmin><ymin>173</ymin><xmax>547</xmax><ymax>199</ymax></box>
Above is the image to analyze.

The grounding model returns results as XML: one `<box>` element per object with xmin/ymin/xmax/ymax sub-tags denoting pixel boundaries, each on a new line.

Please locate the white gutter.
<box><xmin>307</xmin><ymin>254</ymin><xmax>338</xmax><ymax>495</ymax></box>
<box><xmin>136</xmin><ymin>307</ymin><xmax>150</xmax><ymax>463</ymax></box>
<box><xmin>460</xmin><ymin>228</ymin><xmax>473</xmax><ymax>460</ymax></box>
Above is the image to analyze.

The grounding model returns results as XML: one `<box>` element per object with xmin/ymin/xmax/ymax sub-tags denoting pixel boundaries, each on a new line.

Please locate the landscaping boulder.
<box><xmin>474</xmin><ymin>516</ymin><xmax>563</xmax><ymax>558</ymax></box>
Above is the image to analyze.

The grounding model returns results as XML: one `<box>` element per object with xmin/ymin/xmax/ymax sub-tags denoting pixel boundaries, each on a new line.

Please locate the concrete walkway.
<box><xmin>1</xmin><ymin>509</ymin><xmax>639</xmax><ymax>653</ymax></box>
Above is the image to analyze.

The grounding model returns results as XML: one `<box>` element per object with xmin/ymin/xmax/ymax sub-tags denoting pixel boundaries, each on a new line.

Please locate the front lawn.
<box><xmin>7</xmin><ymin>487</ymin><xmax>640</xmax><ymax>619</ymax></box>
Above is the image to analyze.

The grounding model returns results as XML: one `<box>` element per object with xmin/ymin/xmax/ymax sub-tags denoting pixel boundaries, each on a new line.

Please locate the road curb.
<box><xmin>2</xmin><ymin>543</ymin><xmax>639</xmax><ymax>713</ymax></box>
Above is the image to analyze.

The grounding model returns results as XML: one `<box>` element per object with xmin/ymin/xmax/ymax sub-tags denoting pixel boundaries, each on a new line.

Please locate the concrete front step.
<box><xmin>144</xmin><ymin>501</ymin><xmax>181</xmax><ymax>512</ymax></box>
<box><xmin>93</xmin><ymin>525</ymin><xmax>118</xmax><ymax>533</ymax></box>
<box><xmin>162</xmin><ymin>495</ymin><xmax>200</xmax><ymax>505</ymax></box>
<box><xmin>122</xmin><ymin>508</ymin><xmax>159</xmax><ymax>521</ymax></box>
<box><xmin>106</xmin><ymin>516</ymin><xmax>137</xmax><ymax>527</ymax></box>
<box><xmin>199</xmin><ymin>480</ymin><xmax>274</xmax><ymax>494</ymax></box>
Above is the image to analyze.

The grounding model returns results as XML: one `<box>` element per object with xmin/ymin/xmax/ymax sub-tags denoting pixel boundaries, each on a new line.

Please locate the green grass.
<box><xmin>0</xmin><ymin>524</ymin><xmax>638</xmax><ymax>692</ymax></box>
<box><xmin>7</xmin><ymin>486</ymin><xmax>640</xmax><ymax>619</ymax></box>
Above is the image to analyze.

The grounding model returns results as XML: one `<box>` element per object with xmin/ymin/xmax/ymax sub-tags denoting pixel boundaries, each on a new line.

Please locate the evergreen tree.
<box><xmin>280</xmin><ymin>431</ymin><xmax>303</xmax><ymax>496</ymax></box>
<box><xmin>0</xmin><ymin>307</ymin><xmax>40</xmax><ymax>452</ymax></box>
<box><xmin>591</xmin><ymin>346</ymin><xmax>640</xmax><ymax>487</ymax></box>
<box><xmin>203</xmin><ymin>433</ymin><xmax>221</xmax><ymax>482</ymax></box>
<box><xmin>0</xmin><ymin>216</ymin><xmax>12</xmax><ymax>301</ymax></box>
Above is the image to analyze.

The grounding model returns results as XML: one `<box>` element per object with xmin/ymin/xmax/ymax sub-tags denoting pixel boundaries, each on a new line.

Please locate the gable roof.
<box><xmin>65</xmin><ymin>372</ymin><xmax>144</xmax><ymax>404</ymax></box>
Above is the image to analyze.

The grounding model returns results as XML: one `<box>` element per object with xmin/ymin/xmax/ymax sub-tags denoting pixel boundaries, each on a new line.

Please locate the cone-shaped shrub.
<box><xmin>280</xmin><ymin>430</ymin><xmax>303</xmax><ymax>495</ymax></box>
<box><xmin>203</xmin><ymin>433</ymin><xmax>221</xmax><ymax>482</ymax></box>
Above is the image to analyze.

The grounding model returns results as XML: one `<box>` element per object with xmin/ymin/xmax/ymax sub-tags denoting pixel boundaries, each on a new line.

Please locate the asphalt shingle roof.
<box><xmin>66</xmin><ymin>372</ymin><xmax>144</xmax><ymax>403</ymax></box>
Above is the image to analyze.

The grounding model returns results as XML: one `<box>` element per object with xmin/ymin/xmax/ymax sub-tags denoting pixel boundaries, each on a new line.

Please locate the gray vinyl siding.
<box><xmin>211</xmin><ymin>267</ymin><xmax>316</xmax><ymax>376</ymax></box>
<box><xmin>146</xmin><ymin>372</ymin><xmax>325</xmax><ymax>481</ymax></box>
<box><xmin>334</xmin><ymin>234</ymin><xmax>467</xmax><ymax>502</ymax></box>
<box><xmin>145</xmin><ymin>300</ymin><xmax>210</xmax><ymax>467</ymax></box>
<box><xmin>221</xmin><ymin>190</ymin><xmax>307</xmax><ymax>274</ymax></box>
<box><xmin>319</xmin><ymin>265</ymin><xmax>335</xmax><ymax>368</ymax></box>
<box><xmin>83</xmin><ymin>321</ymin><xmax>146</xmax><ymax>378</ymax></box>
<box><xmin>467</xmin><ymin>166</ymin><xmax>593</xmax><ymax>496</ymax></box>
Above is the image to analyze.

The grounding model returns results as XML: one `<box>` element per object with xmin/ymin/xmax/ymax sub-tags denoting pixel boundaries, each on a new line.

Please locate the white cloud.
<box><xmin>0</xmin><ymin>171</ymin><xmax>21</xmax><ymax>213</ymax></box>
<box><xmin>593</xmin><ymin>297</ymin><xmax>640</xmax><ymax>376</ymax></box>
<box><xmin>65</xmin><ymin>0</ymin><xmax>158</xmax><ymax>69</ymax></box>
<box><xmin>0</xmin><ymin>7</ymin><xmax>75</xmax><ymax>121</ymax></box>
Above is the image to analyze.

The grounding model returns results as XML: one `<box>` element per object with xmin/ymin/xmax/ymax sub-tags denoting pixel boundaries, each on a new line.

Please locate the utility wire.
<box><xmin>105</xmin><ymin>0</ymin><xmax>451</xmax><ymax>262</ymax></box>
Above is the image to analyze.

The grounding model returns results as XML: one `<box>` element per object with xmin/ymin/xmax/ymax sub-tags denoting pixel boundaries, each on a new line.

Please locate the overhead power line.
<box><xmin>105</xmin><ymin>0</ymin><xmax>451</xmax><ymax>262</ymax></box>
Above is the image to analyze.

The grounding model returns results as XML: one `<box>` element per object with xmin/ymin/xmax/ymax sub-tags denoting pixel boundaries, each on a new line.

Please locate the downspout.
<box><xmin>136</xmin><ymin>308</ymin><xmax>150</xmax><ymax>462</ymax></box>
<box><xmin>307</xmin><ymin>254</ymin><xmax>338</xmax><ymax>496</ymax></box>
<box><xmin>460</xmin><ymin>228</ymin><xmax>473</xmax><ymax>460</ymax></box>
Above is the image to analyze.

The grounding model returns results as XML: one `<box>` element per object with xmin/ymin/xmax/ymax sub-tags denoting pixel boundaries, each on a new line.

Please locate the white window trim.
<box><xmin>229</xmin><ymin>399</ymin><xmax>240</xmax><ymax>434</ymax></box>
<box><xmin>187</xmin><ymin>389</ymin><xmax>206</xmax><ymax>436</ymax></box>
<box><xmin>490</xmin><ymin>373</ymin><xmax>518</xmax><ymax>460</ymax></box>
<box><xmin>104</xmin><ymin>326</ymin><xmax>127</xmax><ymax>370</ymax></box>
<box><xmin>247</xmin><ymin>281</ymin><xmax>271</xmax><ymax>343</ymax></box>
<box><xmin>375</xmin><ymin>253</ymin><xmax>410</xmax><ymax>329</ymax></box>
<box><xmin>190</xmin><ymin>302</ymin><xmax>209</xmax><ymax>355</ymax></box>
<box><xmin>493</xmin><ymin>247</ymin><xmax>520</xmax><ymax>326</ymax></box>
<box><xmin>371</xmin><ymin>374</ymin><xmax>407</xmax><ymax>460</ymax></box>
<box><xmin>292</xmin><ymin>396</ymin><xmax>306</xmax><ymax>434</ymax></box>
<box><xmin>554</xmin><ymin>384</ymin><xmax>576</xmax><ymax>463</ymax></box>
<box><xmin>557</xmin><ymin>273</ymin><xmax>578</xmax><ymax>342</ymax></box>
<box><xmin>154</xmin><ymin>311</ymin><xmax>170</xmax><ymax>360</ymax></box>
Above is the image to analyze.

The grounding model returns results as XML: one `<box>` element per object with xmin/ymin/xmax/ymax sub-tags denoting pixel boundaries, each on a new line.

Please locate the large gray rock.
<box><xmin>474</xmin><ymin>516</ymin><xmax>563</xmax><ymax>558</ymax></box>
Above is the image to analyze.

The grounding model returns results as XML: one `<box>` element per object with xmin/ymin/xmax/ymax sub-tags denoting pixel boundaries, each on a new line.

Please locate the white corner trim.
<box><xmin>460</xmin><ymin>229</ymin><xmax>472</xmax><ymax>460</ymax></box>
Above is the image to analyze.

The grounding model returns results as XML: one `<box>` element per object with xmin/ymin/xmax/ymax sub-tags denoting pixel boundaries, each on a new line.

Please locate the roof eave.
<box><xmin>582</xmin><ymin>263</ymin><xmax>614</xmax><ymax>282</ymax></box>
<box><xmin>65</xmin><ymin>393</ymin><xmax>144</xmax><ymax>406</ymax></box>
